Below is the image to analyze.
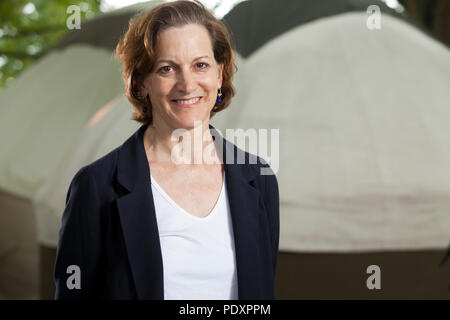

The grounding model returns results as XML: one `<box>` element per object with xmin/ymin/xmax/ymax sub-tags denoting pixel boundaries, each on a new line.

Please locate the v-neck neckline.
<box><xmin>150</xmin><ymin>173</ymin><xmax>225</xmax><ymax>221</ymax></box>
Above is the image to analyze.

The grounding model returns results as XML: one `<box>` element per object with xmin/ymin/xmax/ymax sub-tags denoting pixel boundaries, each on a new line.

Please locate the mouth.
<box><xmin>171</xmin><ymin>96</ymin><xmax>202</xmax><ymax>108</ymax></box>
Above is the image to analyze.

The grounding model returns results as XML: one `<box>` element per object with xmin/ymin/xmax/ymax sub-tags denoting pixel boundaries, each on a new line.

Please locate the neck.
<box><xmin>143</xmin><ymin>119</ymin><xmax>219</xmax><ymax>166</ymax></box>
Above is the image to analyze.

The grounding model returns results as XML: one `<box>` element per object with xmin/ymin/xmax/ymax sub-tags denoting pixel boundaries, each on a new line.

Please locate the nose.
<box><xmin>176</xmin><ymin>68</ymin><xmax>197</xmax><ymax>94</ymax></box>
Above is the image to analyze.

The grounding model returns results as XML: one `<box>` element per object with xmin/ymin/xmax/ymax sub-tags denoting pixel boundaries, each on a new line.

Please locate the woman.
<box><xmin>54</xmin><ymin>0</ymin><xmax>279</xmax><ymax>300</ymax></box>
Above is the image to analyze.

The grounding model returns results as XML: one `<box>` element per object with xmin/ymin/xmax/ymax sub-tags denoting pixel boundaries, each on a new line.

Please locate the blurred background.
<box><xmin>0</xmin><ymin>0</ymin><xmax>449</xmax><ymax>299</ymax></box>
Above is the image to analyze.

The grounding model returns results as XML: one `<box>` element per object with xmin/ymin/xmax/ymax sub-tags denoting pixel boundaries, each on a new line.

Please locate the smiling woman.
<box><xmin>141</xmin><ymin>23</ymin><xmax>224</xmax><ymax>130</ymax></box>
<box><xmin>54</xmin><ymin>0</ymin><xmax>279</xmax><ymax>301</ymax></box>
<box><xmin>115</xmin><ymin>0</ymin><xmax>236</xmax><ymax>127</ymax></box>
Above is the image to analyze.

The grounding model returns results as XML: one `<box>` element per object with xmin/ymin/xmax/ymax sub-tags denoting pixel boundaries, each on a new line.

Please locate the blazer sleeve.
<box><xmin>263</xmin><ymin>169</ymin><xmax>280</xmax><ymax>276</ymax></box>
<box><xmin>54</xmin><ymin>167</ymin><xmax>103</xmax><ymax>299</ymax></box>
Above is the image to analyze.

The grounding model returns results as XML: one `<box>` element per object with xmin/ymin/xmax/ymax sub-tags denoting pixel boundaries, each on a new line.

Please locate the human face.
<box><xmin>142</xmin><ymin>24</ymin><xmax>223</xmax><ymax>130</ymax></box>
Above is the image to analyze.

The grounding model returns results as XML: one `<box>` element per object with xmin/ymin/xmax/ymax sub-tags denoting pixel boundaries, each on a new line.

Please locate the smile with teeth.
<box><xmin>174</xmin><ymin>97</ymin><xmax>201</xmax><ymax>105</ymax></box>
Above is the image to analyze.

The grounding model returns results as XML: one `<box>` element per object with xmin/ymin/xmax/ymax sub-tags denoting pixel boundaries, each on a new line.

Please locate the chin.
<box><xmin>173</xmin><ymin>114</ymin><xmax>210</xmax><ymax>130</ymax></box>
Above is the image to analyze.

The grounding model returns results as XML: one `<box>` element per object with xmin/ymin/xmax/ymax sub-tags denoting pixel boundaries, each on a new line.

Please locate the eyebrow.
<box><xmin>154</xmin><ymin>55</ymin><xmax>211</xmax><ymax>65</ymax></box>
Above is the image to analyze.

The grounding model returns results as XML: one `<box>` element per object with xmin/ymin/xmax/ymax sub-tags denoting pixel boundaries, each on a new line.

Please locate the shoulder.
<box><xmin>68</xmin><ymin>146</ymin><xmax>121</xmax><ymax>197</ymax></box>
<box><xmin>85</xmin><ymin>147</ymin><xmax>120</xmax><ymax>179</ymax></box>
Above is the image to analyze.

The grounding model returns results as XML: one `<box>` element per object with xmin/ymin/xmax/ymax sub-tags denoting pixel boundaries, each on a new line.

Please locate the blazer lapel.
<box><xmin>116</xmin><ymin>124</ymin><xmax>164</xmax><ymax>300</ymax></box>
<box><xmin>115</xmin><ymin>123</ymin><xmax>265</xmax><ymax>300</ymax></box>
<box><xmin>211</xmin><ymin>125</ymin><xmax>266</xmax><ymax>299</ymax></box>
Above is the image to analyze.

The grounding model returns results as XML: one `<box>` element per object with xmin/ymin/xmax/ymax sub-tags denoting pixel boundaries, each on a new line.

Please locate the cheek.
<box><xmin>202</xmin><ymin>77</ymin><xmax>218</xmax><ymax>94</ymax></box>
<box><xmin>149</xmin><ymin>78</ymin><xmax>172</xmax><ymax>97</ymax></box>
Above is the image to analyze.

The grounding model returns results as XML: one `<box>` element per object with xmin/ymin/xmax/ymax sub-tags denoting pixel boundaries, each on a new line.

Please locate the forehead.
<box><xmin>154</xmin><ymin>24</ymin><xmax>214</xmax><ymax>60</ymax></box>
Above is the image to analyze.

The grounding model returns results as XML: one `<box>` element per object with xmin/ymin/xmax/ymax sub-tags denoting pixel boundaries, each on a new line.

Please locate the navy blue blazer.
<box><xmin>54</xmin><ymin>123</ymin><xmax>279</xmax><ymax>300</ymax></box>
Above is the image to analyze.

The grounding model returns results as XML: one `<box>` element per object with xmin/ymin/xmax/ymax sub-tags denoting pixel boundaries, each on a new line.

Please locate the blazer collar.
<box><xmin>115</xmin><ymin>123</ymin><xmax>266</xmax><ymax>299</ymax></box>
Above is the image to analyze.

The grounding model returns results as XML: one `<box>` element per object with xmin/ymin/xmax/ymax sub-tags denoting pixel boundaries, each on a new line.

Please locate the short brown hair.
<box><xmin>115</xmin><ymin>0</ymin><xmax>237</xmax><ymax>125</ymax></box>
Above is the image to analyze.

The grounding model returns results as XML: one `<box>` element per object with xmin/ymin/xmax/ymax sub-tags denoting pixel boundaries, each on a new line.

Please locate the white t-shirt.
<box><xmin>150</xmin><ymin>173</ymin><xmax>238</xmax><ymax>300</ymax></box>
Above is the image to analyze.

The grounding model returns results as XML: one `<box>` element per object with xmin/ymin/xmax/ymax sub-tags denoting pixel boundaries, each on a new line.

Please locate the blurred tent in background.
<box><xmin>218</xmin><ymin>10</ymin><xmax>450</xmax><ymax>253</ymax></box>
<box><xmin>0</xmin><ymin>0</ymin><xmax>449</xmax><ymax>299</ymax></box>
<box><xmin>0</xmin><ymin>45</ymin><xmax>123</xmax><ymax>197</ymax></box>
<box><xmin>222</xmin><ymin>0</ymin><xmax>407</xmax><ymax>57</ymax></box>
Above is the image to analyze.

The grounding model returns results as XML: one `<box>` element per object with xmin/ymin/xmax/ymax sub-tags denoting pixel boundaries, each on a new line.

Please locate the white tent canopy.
<box><xmin>218</xmin><ymin>12</ymin><xmax>450</xmax><ymax>251</ymax></box>
<box><xmin>0</xmin><ymin>45</ymin><xmax>123</xmax><ymax>198</ymax></box>
<box><xmin>32</xmin><ymin>13</ymin><xmax>450</xmax><ymax>251</ymax></box>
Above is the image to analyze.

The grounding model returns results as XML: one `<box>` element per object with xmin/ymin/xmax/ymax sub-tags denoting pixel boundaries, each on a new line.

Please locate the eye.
<box><xmin>196</xmin><ymin>62</ymin><xmax>209</xmax><ymax>69</ymax></box>
<box><xmin>159</xmin><ymin>65</ymin><xmax>173</xmax><ymax>73</ymax></box>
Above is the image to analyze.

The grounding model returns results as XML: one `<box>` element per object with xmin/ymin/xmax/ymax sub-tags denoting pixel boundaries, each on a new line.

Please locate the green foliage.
<box><xmin>0</xmin><ymin>0</ymin><xmax>102</xmax><ymax>89</ymax></box>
